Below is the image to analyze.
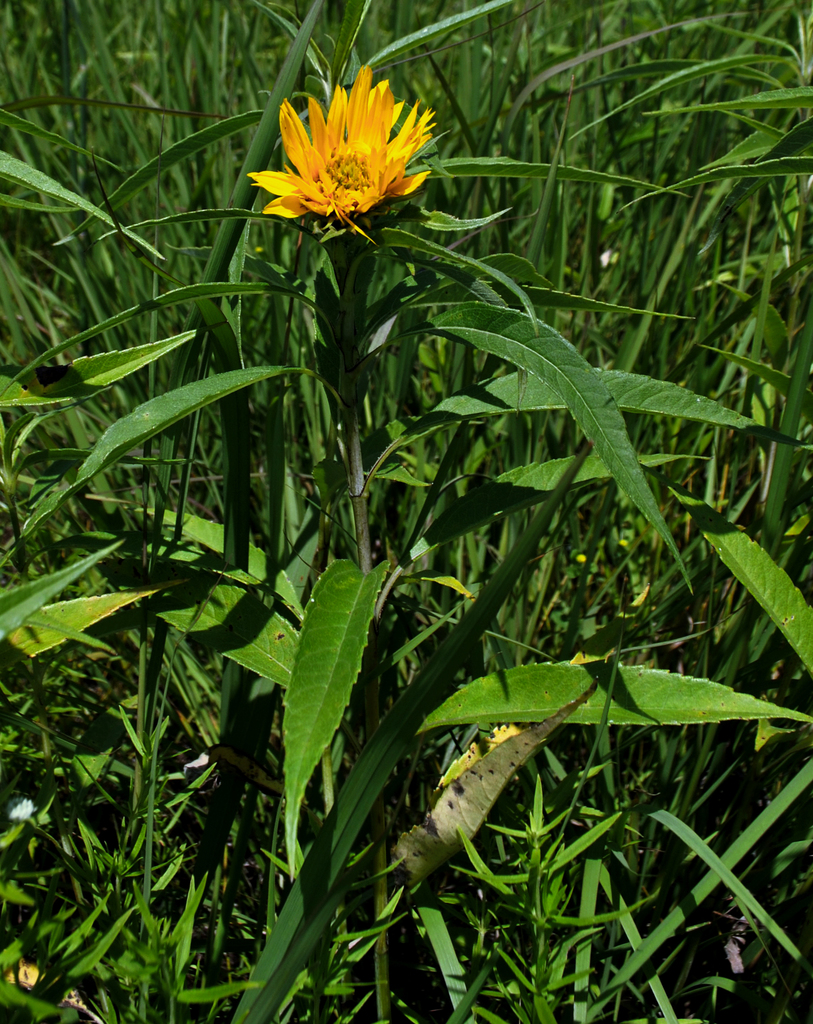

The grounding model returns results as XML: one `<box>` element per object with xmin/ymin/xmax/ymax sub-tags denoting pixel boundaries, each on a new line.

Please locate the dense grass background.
<box><xmin>2</xmin><ymin>1</ymin><xmax>813</xmax><ymax>1021</ymax></box>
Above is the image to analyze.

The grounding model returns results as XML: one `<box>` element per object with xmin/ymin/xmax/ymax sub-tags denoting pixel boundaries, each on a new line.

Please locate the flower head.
<box><xmin>6</xmin><ymin>797</ymin><xmax>35</xmax><ymax>823</ymax></box>
<box><xmin>249</xmin><ymin>67</ymin><xmax>434</xmax><ymax>237</ymax></box>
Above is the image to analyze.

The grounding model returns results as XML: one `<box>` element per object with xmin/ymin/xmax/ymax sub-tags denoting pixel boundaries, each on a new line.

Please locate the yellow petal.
<box><xmin>308</xmin><ymin>97</ymin><xmax>329</xmax><ymax>157</ymax></box>
<box><xmin>326</xmin><ymin>86</ymin><xmax>347</xmax><ymax>151</ymax></box>
<box><xmin>263</xmin><ymin>195</ymin><xmax>308</xmax><ymax>218</ymax></box>
<box><xmin>369</xmin><ymin>83</ymin><xmax>395</xmax><ymax>148</ymax></box>
<box><xmin>248</xmin><ymin>170</ymin><xmax>301</xmax><ymax>196</ymax></box>
<box><xmin>346</xmin><ymin>66</ymin><xmax>373</xmax><ymax>143</ymax></box>
<box><xmin>279</xmin><ymin>102</ymin><xmax>317</xmax><ymax>180</ymax></box>
<box><xmin>387</xmin><ymin>170</ymin><xmax>429</xmax><ymax>197</ymax></box>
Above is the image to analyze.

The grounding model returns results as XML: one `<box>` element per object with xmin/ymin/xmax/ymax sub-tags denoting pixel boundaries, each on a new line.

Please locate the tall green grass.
<box><xmin>2</xmin><ymin>1</ymin><xmax>813</xmax><ymax>1022</ymax></box>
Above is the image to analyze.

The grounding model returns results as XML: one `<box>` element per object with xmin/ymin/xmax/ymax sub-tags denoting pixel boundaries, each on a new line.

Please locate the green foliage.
<box><xmin>2</xmin><ymin>1</ymin><xmax>813</xmax><ymax>1022</ymax></box>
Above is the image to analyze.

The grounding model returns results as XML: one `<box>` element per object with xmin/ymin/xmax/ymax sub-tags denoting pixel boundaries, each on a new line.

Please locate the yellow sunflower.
<box><xmin>248</xmin><ymin>66</ymin><xmax>434</xmax><ymax>237</ymax></box>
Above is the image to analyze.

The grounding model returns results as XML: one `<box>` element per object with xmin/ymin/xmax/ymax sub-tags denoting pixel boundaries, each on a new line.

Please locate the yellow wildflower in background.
<box><xmin>249</xmin><ymin>66</ymin><xmax>434</xmax><ymax>237</ymax></box>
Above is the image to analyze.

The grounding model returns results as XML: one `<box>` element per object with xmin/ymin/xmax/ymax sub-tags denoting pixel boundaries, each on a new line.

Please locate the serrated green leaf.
<box><xmin>670</xmin><ymin>483</ymin><xmax>813</xmax><ymax>676</ymax></box>
<box><xmin>283</xmin><ymin>560</ymin><xmax>387</xmax><ymax>872</ymax></box>
<box><xmin>0</xmin><ymin>545</ymin><xmax>119</xmax><ymax>644</ymax></box>
<box><xmin>124</xmin><ymin>208</ymin><xmax>268</xmax><ymax>230</ymax></box>
<box><xmin>0</xmin><ymin>151</ymin><xmax>163</xmax><ymax>261</ymax></box>
<box><xmin>423</xmin><ymin>304</ymin><xmax>689</xmax><ymax>586</ymax></box>
<box><xmin>703</xmin><ymin>345</ymin><xmax>813</xmax><ymax>423</ymax></box>
<box><xmin>233</xmin><ymin>455</ymin><xmax>587</xmax><ymax>1024</ymax></box>
<box><xmin>158</xmin><ymin>583</ymin><xmax>298</xmax><ymax>686</ymax></box>
<box><xmin>21</xmin><ymin>366</ymin><xmax>296</xmax><ymax>538</ymax></box>
<box><xmin>416</xmin><ymin>208</ymin><xmax>511</xmax><ymax>232</ymax></box>
<box><xmin>481</xmin><ymin>253</ymin><xmax>554</xmax><ymax>288</ymax></box>
<box><xmin>376</xmin><ymin>459</ymin><xmax>429</xmax><ymax>487</ymax></box>
<box><xmin>656</xmin><ymin>156</ymin><xmax>813</xmax><ymax>193</ymax></box>
<box><xmin>379</xmin><ymin>229</ymin><xmax>536</xmax><ymax>325</ymax></box>
<box><xmin>369</xmin><ymin>369</ymin><xmax>804</xmax><ymax>468</ymax></box>
<box><xmin>422</xmin><ymin>662</ymin><xmax>812</xmax><ymax>732</ymax></box>
<box><xmin>409</xmin><ymin>454</ymin><xmax>681</xmax><ymax>562</ymax></box>
<box><xmin>652</xmin><ymin>86</ymin><xmax>813</xmax><ymax>115</ymax></box>
<box><xmin>158</xmin><ymin>512</ymin><xmax>303</xmax><ymax>616</ymax></box>
<box><xmin>0</xmin><ymin>583</ymin><xmax>172</xmax><ymax>668</ymax></box>
<box><xmin>0</xmin><ymin>333</ymin><xmax>194</xmax><ymax>407</ymax></box>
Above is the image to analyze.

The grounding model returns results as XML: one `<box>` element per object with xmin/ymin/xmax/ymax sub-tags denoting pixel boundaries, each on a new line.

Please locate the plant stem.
<box><xmin>332</xmin><ymin>237</ymin><xmax>391</xmax><ymax>1021</ymax></box>
<box><xmin>343</xmin><ymin>395</ymin><xmax>373</xmax><ymax>576</ymax></box>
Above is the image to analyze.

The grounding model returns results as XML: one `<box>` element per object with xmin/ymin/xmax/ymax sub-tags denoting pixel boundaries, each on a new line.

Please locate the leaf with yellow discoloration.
<box><xmin>392</xmin><ymin>686</ymin><xmax>595</xmax><ymax>887</ymax></box>
<box><xmin>0</xmin><ymin>581</ymin><xmax>180</xmax><ymax>668</ymax></box>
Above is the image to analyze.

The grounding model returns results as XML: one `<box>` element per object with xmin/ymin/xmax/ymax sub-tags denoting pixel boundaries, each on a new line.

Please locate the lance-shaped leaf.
<box><xmin>392</xmin><ymin>687</ymin><xmax>595</xmax><ymax>887</ymax></box>
<box><xmin>431</xmin><ymin>369</ymin><xmax>804</xmax><ymax>446</ymax></box>
<box><xmin>0</xmin><ymin>151</ymin><xmax>162</xmax><ymax>260</ymax></box>
<box><xmin>0</xmin><ymin>545</ymin><xmax>119</xmax><ymax>643</ymax></box>
<box><xmin>158</xmin><ymin>583</ymin><xmax>298</xmax><ymax>687</ymax></box>
<box><xmin>433</xmin><ymin>155</ymin><xmax>655</xmax><ymax>189</ymax></box>
<box><xmin>571</xmin><ymin>53</ymin><xmax>787</xmax><ymax>141</ymax></box>
<box><xmin>0</xmin><ymin>108</ymin><xmax>117</xmax><ymax>163</ymax></box>
<box><xmin>670</xmin><ymin>482</ymin><xmax>813</xmax><ymax>677</ymax></box>
<box><xmin>404</xmin><ymin>208</ymin><xmax>511</xmax><ymax>232</ymax></box>
<box><xmin>690</xmin><ymin>116</ymin><xmax>813</xmax><ymax>254</ymax></box>
<box><xmin>21</xmin><ymin>366</ymin><xmax>296</xmax><ymax>538</ymax></box>
<box><xmin>422</xmin><ymin>662</ymin><xmax>813</xmax><ymax>732</ymax></box>
<box><xmin>653</xmin><ymin>86</ymin><xmax>813</xmax><ymax>115</ymax></box>
<box><xmin>410</xmin><ymin>453</ymin><xmax>682</xmax><ymax>561</ymax></box>
<box><xmin>159</xmin><ymin>511</ymin><xmax>303</xmax><ymax>616</ymax></box>
<box><xmin>363</xmin><ymin>369</ymin><xmax>804</xmax><ymax>475</ymax></box>
<box><xmin>0</xmin><ymin>582</ymin><xmax>177</xmax><ymax>668</ymax></box>
<box><xmin>59</xmin><ymin>525</ymin><xmax>303</xmax><ymax>618</ymax></box>
<box><xmin>0</xmin><ymin>283</ymin><xmax>315</xmax><ymax>398</ymax></box>
<box><xmin>380</xmin><ymin>229</ymin><xmax>537</xmax><ymax>324</ymax></box>
<box><xmin>283</xmin><ymin>560</ymin><xmax>387</xmax><ymax>872</ymax></box>
<box><xmin>1</xmin><ymin>333</ymin><xmax>194</xmax><ymax>406</ymax></box>
<box><xmin>331</xmin><ymin>0</ymin><xmax>373</xmax><ymax>86</ymax></box>
<box><xmin>702</xmin><ymin>346</ymin><xmax>813</xmax><ymax>424</ymax></box>
<box><xmin>422</xmin><ymin>304</ymin><xmax>689</xmax><ymax>586</ymax></box>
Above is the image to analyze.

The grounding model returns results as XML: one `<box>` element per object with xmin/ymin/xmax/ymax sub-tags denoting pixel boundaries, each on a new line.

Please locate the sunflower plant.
<box><xmin>235</xmin><ymin>60</ymin><xmax>688</xmax><ymax>1022</ymax></box>
<box><xmin>7</xmin><ymin>2</ymin><xmax>812</xmax><ymax>1022</ymax></box>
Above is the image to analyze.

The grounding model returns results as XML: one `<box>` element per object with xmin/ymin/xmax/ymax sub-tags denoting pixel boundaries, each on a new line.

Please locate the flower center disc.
<box><xmin>326</xmin><ymin>152</ymin><xmax>371</xmax><ymax>192</ymax></box>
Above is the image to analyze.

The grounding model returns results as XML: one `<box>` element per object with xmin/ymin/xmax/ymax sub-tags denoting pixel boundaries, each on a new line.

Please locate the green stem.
<box><xmin>331</xmin><ymin>236</ymin><xmax>391</xmax><ymax>1021</ymax></box>
<box><xmin>342</xmin><ymin>395</ymin><xmax>374</xmax><ymax>576</ymax></box>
